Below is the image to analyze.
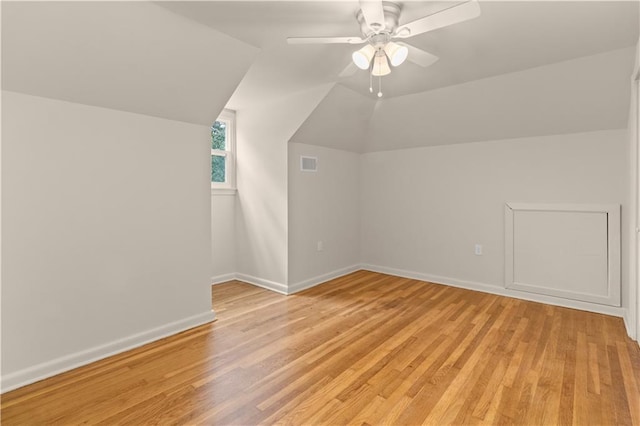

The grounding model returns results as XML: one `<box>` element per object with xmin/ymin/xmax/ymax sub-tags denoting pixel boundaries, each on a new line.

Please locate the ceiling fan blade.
<box><xmin>339</xmin><ymin>63</ymin><xmax>358</xmax><ymax>78</ymax></box>
<box><xmin>359</xmin><ymin>0</ymin><xmax>386</xmax><ymax>31</ymax></box>
<box><xmin>394</xmin><ymin>0</ymin><xmax>480</xmax><ymax>38</ymax></box>
<box><xmin>287</xmin><ymin>36</ymin><xmax>366</xmax><ymax>45</ymax></box>
<box><xmin>399</xmin><ymin>42</ymin><xmax>439</xmax><ymax>68</ymax></box>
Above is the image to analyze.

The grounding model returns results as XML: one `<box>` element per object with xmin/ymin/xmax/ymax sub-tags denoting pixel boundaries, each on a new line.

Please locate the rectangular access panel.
<box><xmin>504</xmin><ymin>203</ymin><xmax>620</xmax><ymax>306</ymax></box>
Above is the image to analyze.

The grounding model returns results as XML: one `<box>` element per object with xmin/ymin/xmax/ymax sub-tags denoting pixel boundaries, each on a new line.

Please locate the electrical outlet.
<box><xmin>475</xmin><ymin>244</ymin><xmax>483</xmax><ymax>256</ymax></box>
<box><xmin>317</xmin><ymin>241</ymin><xmax>324</xmax><ymax>251</ymax></box>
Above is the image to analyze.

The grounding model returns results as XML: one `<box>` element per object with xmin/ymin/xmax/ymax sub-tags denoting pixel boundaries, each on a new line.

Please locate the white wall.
<box><xmin>361</xmin><ymin>129</ymin><xmax>629</xmax><ymax>315</ymax></box>
<box><xmin>211</xmin><ymin>194</ymin><xmax>236</xmax><ymax>283</ymax></box>
<box><xmin>1</xmin><ymin>91</ymin><xmax>214</xmax><ymax>391</ymax></box>
<box><xmin>636</xmin><ymin>39</ymin><xmax>640</xmax><ymax>343</ymax></box>
<box><xmin>234</xmin><ymin>85</ymin><xmax>333</xmax><ymax>292</ymax></box>
<box><xmin>288</xmin><ymin>143</ymin><xmax>361</xmax><ymax>292</ymax></box>
<box><xmin>629</xmin><ymin>37</ymin><xmax>640</xmax><ymax>340</ymax></box>
<box><xmin>626</xmin><ymin>78</ymin><xmax>638</xmax><ymax>335</ymax></box>
<box><xmin>637</xmin><ymin>12</ymin><xmax>640</xmax><ymax>345</ymax></box>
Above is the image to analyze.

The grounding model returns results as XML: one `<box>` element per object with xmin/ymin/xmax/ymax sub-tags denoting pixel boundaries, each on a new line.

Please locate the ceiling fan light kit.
<box><xmin>353</xmin><ymin>38</ymin><xmax>407</xmax><ymax>73</ymax></box>
<box><xmin>384</xmin><ymin>41</ymin><xmax>408</xmax><ymax>67</ymax></box>
<box><xmin>353</xmin><ymin>44</ymin><xmax>376</xmax><ymax>70</ymax></box>
<box><xmin>287</xmin><ymin>0</ymin><xmax>481</xmax><ymax>96</ymax></box>
<box><xmin>372</xmin><ymin>52</ymin><xmax>391</xmax><ymax>76</ymax></box>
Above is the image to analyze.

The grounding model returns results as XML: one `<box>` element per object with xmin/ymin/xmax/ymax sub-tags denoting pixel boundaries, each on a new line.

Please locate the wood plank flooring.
<box><xmin>2</xmin><ymin>270</ymin><xmax>640</xmax><ymax>425</ymax></box>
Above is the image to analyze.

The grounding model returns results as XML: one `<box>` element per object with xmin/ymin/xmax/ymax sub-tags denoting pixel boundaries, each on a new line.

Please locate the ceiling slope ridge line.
<box><xmin>0</xmin><ymin>89</ymin><xmax>221</xmax><ymax>128</ymax></box>
<box><xmin>275</xmin><ymin>83</ymin><xmax>336</xmax><ymax>144</ymax></box>
<box><xmin>360</xmin><ymin>128</ymin><xmax>628</xmax><ymax>155</ymax></box>
<box><xmin>233</xmin><ymin>82</ymin><xmax>336</xmax><ymax>112</ymax></box>
<box><xmin>152</xmin><ymin>2</ymin><xmax>263</xmax><ymax>51</ymax></box>
<box><xmin>285</xmin><ymin>83</ymin><xmax>341</xmax><ymax>146</ymax></box>
<box><xmin>384</xmin><ymin>45</ymin><xmax>638</xmax><ymax>104</ymax></box>
<box><xmin>289</xmin><ymin>83</ymin><xmax>377</xmax><ymax>153</ymax></box>
<box><xmin>335</xmin><ymin>82</ymin><xmax>382</xmax><ymax>101</ymax></box>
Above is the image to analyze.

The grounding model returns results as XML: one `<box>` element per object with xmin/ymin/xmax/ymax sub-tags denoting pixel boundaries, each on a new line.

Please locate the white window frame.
<box><xmin>211</xmin><ymin>109</ymin><xmax>236</xmax><ymax>194</ymax></box>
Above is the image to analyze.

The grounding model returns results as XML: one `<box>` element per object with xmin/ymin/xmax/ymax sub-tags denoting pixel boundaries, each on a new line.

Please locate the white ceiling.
<box><xmin>292</xmin><ymin>46</ymin><xmax>635</xmax><ymax>152</ymax></box>
<box><xmin>160</xmin><ymin>1</ymin><xmax>639</xmax><ymax>105</ymax></box>
<box><xmin>290</xmin><ymin>84</ymin><xmax>376</xmax><ymax>152</ymax></box>
<box><xmin>2</xmin><ymin>1</ymin><xmax>638</xmax><ymax>147</ymax></box>
<box><xmin>2</xmin><ymin>1</ymin><xmax>258</xmax><ymax>125</ymax></box>
<box><xmin>366</xmin><ymin>47</ymin><xmax>636</xmax><ymax>151</ymax></box>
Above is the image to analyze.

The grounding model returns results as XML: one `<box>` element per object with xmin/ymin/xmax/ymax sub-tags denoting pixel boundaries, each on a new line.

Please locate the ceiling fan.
<box><xmin>287</xmin><ymin>0</ymin><xmax>481</xmax><ymax>97</ymax></box>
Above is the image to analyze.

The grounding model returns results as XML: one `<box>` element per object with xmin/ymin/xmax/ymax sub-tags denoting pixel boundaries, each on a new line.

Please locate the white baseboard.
<box><xmin>211</xmin><ymin>273</ymin><xmax>236</xmax><ymax>285</ymax></box>
<box><xmin>235</xmin><ymin>273</ymin><xmax>288</xmax><ymax>295</ymax></box>
<box><xmin>361</xmin><ymin>264</ymin><xmax>625</xmax><ymax>318</ymax></box>
<box><xmin>219</xmin><ymin>265</ymin><xmax>625</xmax><ymax>320</ymax></box>
<box><xmin>622</xmin><ymin>309</ymin><xmax>638</xmax><ymax>341</ymax></box>
<box><xmin>0</xmin><ymin>310</ymin><xmax>216</xmax><ymax>394</ymax></box>
<box><xmin>218</xmin><ymin>266</ymin><xmax>360</xmax><ymax>295</ymax></box>
<box><xmin>288</xmin><ymin>264</ymin><xmax>362</xmax><ymax>294</ymax></box>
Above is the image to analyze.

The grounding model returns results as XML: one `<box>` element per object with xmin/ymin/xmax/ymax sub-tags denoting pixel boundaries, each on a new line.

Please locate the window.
<box><xmin>211</xmin><ymin>109</ymin><xmax>236</xmax><ymax>191</ymax></box>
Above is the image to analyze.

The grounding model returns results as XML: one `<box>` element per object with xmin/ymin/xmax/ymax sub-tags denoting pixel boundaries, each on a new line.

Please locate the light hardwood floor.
<box><xmin>2</xmin><ymin>271</ymin><xmax>640</xmax><ymax>425</ymax></box>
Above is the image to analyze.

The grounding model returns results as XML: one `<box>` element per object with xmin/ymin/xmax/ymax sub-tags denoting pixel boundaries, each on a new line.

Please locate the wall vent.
<box><xmin>300</xmin><ymin>156</ymin><xmax>318</xmax><ymax>172</ymax></box>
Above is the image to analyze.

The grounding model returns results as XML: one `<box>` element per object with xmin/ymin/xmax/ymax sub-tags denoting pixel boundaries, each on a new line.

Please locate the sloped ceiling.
<box><xmin>341</xmin><ymin>0</ymin><xmax>640</xmax><ymax>98</ymax></box>
<box><xmin>160</xmin><ymin>1</ymin><xmax>638</xmax><ymax>102</ymax></box>
<box><xmin>366</xmin><ymin>47</ymin><xmax>636</xmax><ymax>151</ymax></box>
<box><xmin>291</xmin><ymin>47</ymin><xmax>636</xmax><ymax>152</ymax></box>
<box><xmin>3</xmin><ymin>1</ymin><xmax>637</xmax><ymax>150</ymax></box>
<box><xmin>1</xmin><ymin>1</ymin><xmax>259</xmax><ymax>126</ymax></box>
<box><xmin>159</xmin><ymin>0</ymin><xmax>638</xmax><ymax>152</ymax></box>
<box><xmin>289</xmin><ymin>85</ymin><xmax>376</xmax><ymax>153</ymax></box>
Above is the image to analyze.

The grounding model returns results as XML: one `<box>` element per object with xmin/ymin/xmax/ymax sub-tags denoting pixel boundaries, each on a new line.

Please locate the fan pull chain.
<box><xmin>377</xmin><ymin>75</ymin><xmax>383</xmax><ymax>98</ymax></box>
<box><xmin>369</xmin><ymin>71</ymin><xmax>373</xmax><ymax>93</ymax></box>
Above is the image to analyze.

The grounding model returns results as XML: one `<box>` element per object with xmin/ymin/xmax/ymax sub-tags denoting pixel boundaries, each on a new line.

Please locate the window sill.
<box><xmin>211</xmin><ymin>187</ymin><xmax>237</xmax><ymax>196</ymax></box>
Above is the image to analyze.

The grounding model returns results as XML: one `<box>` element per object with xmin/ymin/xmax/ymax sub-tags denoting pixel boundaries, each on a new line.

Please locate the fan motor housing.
<box><xmin>356</xmin><ymin>1</ymin><xmax>401</xmax><ymax>38</ymax></box>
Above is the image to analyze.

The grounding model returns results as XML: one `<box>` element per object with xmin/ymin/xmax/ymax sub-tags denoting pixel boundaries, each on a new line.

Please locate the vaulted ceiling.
<box><xmin>161</xmin><ymin>1</ymin><xmax>640</xmax><ymax>152</ymax></box>
<box><xmin>160</xmin><ymin>1</ymin><xmax>638</xmax><ymax>106</ymax></box>
<box><xmin>2</xmin><ymin>1</ymin><xmax>259</xmax><ymax>125</ymax></box>
<box><xmin>291</xmin><ymin>46</ymin><xmax>636</xmax><ymax>152</ymax></box>
<box><xmin>3</xmin><ymin>1</ymin><xmax>639</xmax><ymax>152</ymax></box>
